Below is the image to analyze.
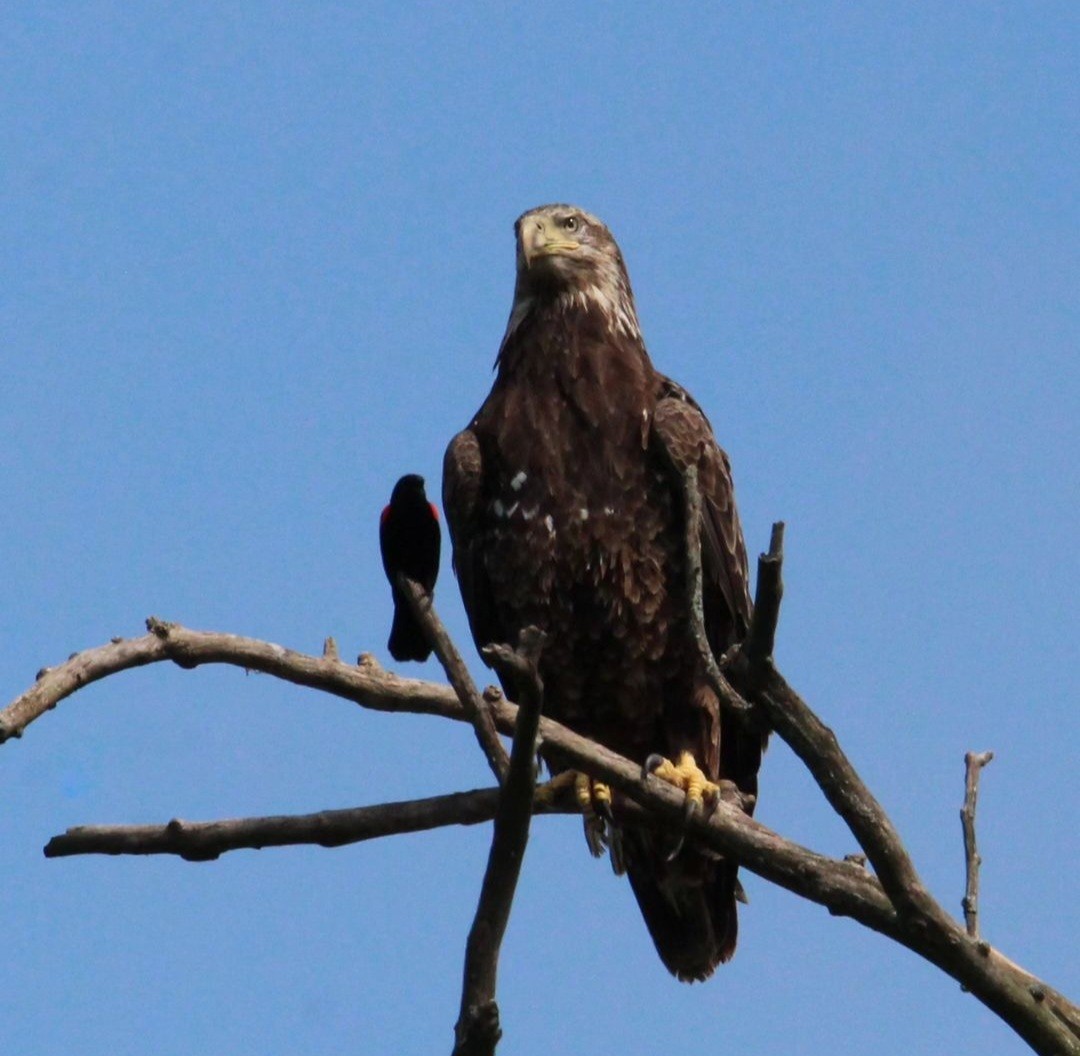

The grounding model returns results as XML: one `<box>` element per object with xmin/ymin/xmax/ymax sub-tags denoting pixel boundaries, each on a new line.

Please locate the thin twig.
<box><xmin>453</xmin><ymin>627</ymin><xmax>548</xmax><ymax>1056</ymax></box>
<box><xmin>397</xmin><ymin>575</ymin><xmax>510</xmax><ymax>784</ymax></box>
<box><xmin>678</xmin><ymin>464</ymin><xmax>755</xmax><ymax>720</ymax></box>
<box><xmin>961</xmin><ymin>749</ymin><xmax>995</xmax><ymax>938</ymax></box>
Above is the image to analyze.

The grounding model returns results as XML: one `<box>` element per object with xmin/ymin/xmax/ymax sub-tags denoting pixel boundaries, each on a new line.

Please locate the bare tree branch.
<box><xmin>745</xmin><ymin>520</ymin><xmax>785</xmax><ymax>666</ymax></box>
<box><xmin>454</xmin><ymin>627</ymin><xmax>548</xmax><ymax>1056</ymax></box>
<box><xmin>0</xmin><ymin>616</ymin><xmax>466</xmax><ymax>747</ymax></box>
<box><xmin>397</xmin><ymin>573</ymin><xmax>510</xmax><ymax>784</ymax></box>
<box><xmin>4</xmin><ymin>615</ymin><xmax>1078</xmax><ymax>1052</ymax></box>
<box><xmin>725</xmin><ymin>526</ymin><xmax>932</xmax><ymax>921</ymax></box>
<box><xmin>42</xmin><ymin>788</ymin><xmax>548</xmax><ymax>861</ymax></box>
<box><xmin>961</xmin><ymin>749</ymin><xmax>995</xmax><ymax>938</ymax></box>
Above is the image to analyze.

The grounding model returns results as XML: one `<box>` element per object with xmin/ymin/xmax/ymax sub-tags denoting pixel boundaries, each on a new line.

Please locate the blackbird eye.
<box><xmin>563</xmin><ymin>216</ymin><xmax>578</xmax><ymax>232</ymax></box>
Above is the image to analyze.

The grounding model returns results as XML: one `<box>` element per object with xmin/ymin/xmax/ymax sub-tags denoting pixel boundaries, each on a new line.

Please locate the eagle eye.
<box><xmin>562</xmin><ymin>216</ymin><xmax>579</xmax><ymax>232</ymax></box>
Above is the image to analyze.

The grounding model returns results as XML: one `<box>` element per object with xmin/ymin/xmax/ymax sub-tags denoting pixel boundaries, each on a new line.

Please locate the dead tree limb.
<box><xmin>3</xmin><ymin>614</ymin><xmax>1078</xmax><ymax>1053</ymax></box>
<box><xmin>961</xmin><ymin>749</ymin><xmax>995</xmax><ymax>938</ymax></box>
<box><xmin>398</xmin><ymin>573</ymin><xmax>510</xmax><ymax>784</ymax></box>
<box><xmin>725</xmin><ymin>525</ymin><xmax>933</xmax><ymax>922</ymax></box>
<box><xmin>453</xmin><ymin>627</ymin><xmax>547</xmax><ymax>1056</ymax></box>
<box><xmin>42</xmin><ymin>788</ymin><xmax>544</xmax><ymax>861</ymax></box>
<box><xmin>745</xmin><ymin>520</ymin><xmax>785</xmax><ymax>666</ymax></box>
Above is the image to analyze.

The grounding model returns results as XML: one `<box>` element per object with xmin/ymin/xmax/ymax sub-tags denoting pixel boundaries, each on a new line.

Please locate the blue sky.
<box><xmin>2</xmin><ymin>5</ymin><xmax>1076</xmax><ymax>1054</ymax></box>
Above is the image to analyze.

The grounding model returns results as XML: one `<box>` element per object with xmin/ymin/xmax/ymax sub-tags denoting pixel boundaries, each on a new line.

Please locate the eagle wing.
<box><xmin>653</xmin><ymin>375</ymin><xmax>752</xmax><ymax>648</ymax></box>
<box><xmin>442</xmin><ymin>427</ymin><xmax>501</xmax><ymax>654</ymax></box>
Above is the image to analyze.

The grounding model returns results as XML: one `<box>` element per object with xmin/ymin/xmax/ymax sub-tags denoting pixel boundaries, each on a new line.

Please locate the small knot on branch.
<box><xmin>146</xmin><ymin>616</ymin><xmax>174</xmax><ymax>639</ymax></box>
<box><xmin>481</xmin><ymin>626</ymin><xmax>548</xmax><ymax>687</ymax></box>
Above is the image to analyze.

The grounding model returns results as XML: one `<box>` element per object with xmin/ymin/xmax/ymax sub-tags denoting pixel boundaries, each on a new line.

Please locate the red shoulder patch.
<box><xmin>428</xmin><ymin>503</ymin><xmax>440</xmax><ymax>522</ymax></box>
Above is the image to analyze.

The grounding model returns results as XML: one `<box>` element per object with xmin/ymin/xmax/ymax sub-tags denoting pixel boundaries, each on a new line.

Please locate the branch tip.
<box><xmin>961</xmin><ymin>748</ymin><xmax>994</xmax><ymax>939</ymax></box>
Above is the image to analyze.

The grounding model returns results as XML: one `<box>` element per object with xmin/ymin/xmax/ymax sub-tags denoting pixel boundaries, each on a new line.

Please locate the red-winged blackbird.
<box><xmin>379</xmin><ymin>474</ymin><xmax>441</xmax><ymax>662</ymax></box>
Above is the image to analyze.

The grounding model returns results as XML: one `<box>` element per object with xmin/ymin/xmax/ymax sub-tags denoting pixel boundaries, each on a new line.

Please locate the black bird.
<box><xmin>379</xmin><ymin>474</ymin><xmax>441</xmax><ymax>662</ymax></box>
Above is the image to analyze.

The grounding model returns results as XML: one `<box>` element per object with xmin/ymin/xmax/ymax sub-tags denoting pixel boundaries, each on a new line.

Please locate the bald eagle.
<box><xmin>443</xmin><ymin>204</ymin><xmax>762</xmax><ymax>981</ymax></box>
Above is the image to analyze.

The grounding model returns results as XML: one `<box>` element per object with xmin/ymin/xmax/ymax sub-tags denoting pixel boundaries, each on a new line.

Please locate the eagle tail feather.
<box><xmin>624</xmin><ymin>843</ymin><xmax>739</xmax><ymax>982</ymax></box>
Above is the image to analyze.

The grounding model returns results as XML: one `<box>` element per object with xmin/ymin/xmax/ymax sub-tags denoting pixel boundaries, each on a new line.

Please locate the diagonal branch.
<box><xmin>728</xmin><ymin>527</ymin><xmax>935</xmax><ymax>922</ymax></box>
<box><xmin>454</xmin><ymin>627</ymin><xmax>548</xmax><ymax>1056</ymax></box>
<box><xmin>397</xmin><ymin>574</ymin><xmax>510</xmax><ymax>784</ymax></box>
<box><xmin>0</xmin><ymin>616</ymin><xmax>465</xmax><ymax>746</ymax></box>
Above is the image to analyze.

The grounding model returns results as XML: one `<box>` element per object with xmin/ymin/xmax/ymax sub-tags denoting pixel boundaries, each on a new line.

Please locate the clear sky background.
<box><xmin>2</xmin><ymin>5</ymin><xmax>1076</xmax><ymax>1054</ymax></box>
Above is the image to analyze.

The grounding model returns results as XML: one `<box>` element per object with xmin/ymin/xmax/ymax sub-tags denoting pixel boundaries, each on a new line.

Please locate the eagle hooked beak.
<box><xmin>520</xmin><ymin>218</ymin><xmax>580</xmax><ymax>269</ymax></box>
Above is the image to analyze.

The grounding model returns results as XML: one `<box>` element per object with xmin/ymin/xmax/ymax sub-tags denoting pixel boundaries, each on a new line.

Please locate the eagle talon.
<box><xmin>592</xmin><ymin>781</ymin><xmax>614</xmax><ymax>824</ymax></box>
<box><xmin>662</xmin><ymin>794</ymin><xmax>699</xmax><ymax>862</ymax></box>
<box><xmin>682</xmin><ymin>794</ymin><xmax>700</xmax><ymax>826</ymax></box>
<box><xmin>644</xmin><ymin>750</ymin><xmax>721</xmax><ymax>859</ymax></box>
<box><xmin>642</xmin><ymin>753</ymin><xmax>666</xmax><ymax>780</ymax></box>
<box><xmin>573</xmin><ymin>772</ymin><xmax>611</xmax><ymax>858</ymax></box>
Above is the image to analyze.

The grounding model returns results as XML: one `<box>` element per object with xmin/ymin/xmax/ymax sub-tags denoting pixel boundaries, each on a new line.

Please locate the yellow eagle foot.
<box><xmin>534</xmin><ymin>770</ymin><xmax>611</xmax><ymax>858</ymax></box>
<box><xmin>643</xmin><ymin>750</ymin><xmax>720</xmax><ymax>861</ymax></box>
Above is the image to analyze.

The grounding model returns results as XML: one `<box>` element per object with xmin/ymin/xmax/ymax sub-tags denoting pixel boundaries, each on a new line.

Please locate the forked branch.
<box><xmin>2</xmin><ymin>606</ymin><xmax>1077</xmax><ymax>1051</ymax></box>
<box><xmin>397</xmin><ymin>573</ymin><xmax>510</xmax><ymax>784</ymax></box>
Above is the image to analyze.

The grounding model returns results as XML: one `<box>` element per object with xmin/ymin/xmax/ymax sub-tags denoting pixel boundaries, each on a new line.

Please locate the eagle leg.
<box><xmin>576</xmin><ymin>772</ymin><xmax>611</xmax><ymax>858</ymax></box>
<box><xmin>534</xmin><ymin>769</ymin><xmax>577</xmax><ymax>805</ymax></box>
<box><xmin>643</xmin><ymin>750</ymin><xmax>721</xmax><ymax>860</ymax></box>
<box><xmin>533</xmin><ymin>770</ymin><xmax>611</xmax><ymax>858</ymax></box>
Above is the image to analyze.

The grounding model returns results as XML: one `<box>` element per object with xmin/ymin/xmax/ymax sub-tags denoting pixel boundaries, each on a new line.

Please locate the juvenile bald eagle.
<box><xmin>443</xmin><ymin>204</ymin><xmax>762</xmax><ymax>981</ymax></box>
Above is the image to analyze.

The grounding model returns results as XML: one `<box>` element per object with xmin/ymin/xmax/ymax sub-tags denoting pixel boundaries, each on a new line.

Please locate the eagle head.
<box><xmin>509</xmin><ymin>204</ymin><xmax>641</xmax><ymax>340</ymax></box>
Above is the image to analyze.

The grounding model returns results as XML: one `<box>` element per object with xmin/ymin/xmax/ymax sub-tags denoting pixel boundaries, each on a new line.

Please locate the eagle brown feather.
<box><xmin>443</xmin><ymin>204</ymin><xmax>762</xmax><ymax>981</ymax></box>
